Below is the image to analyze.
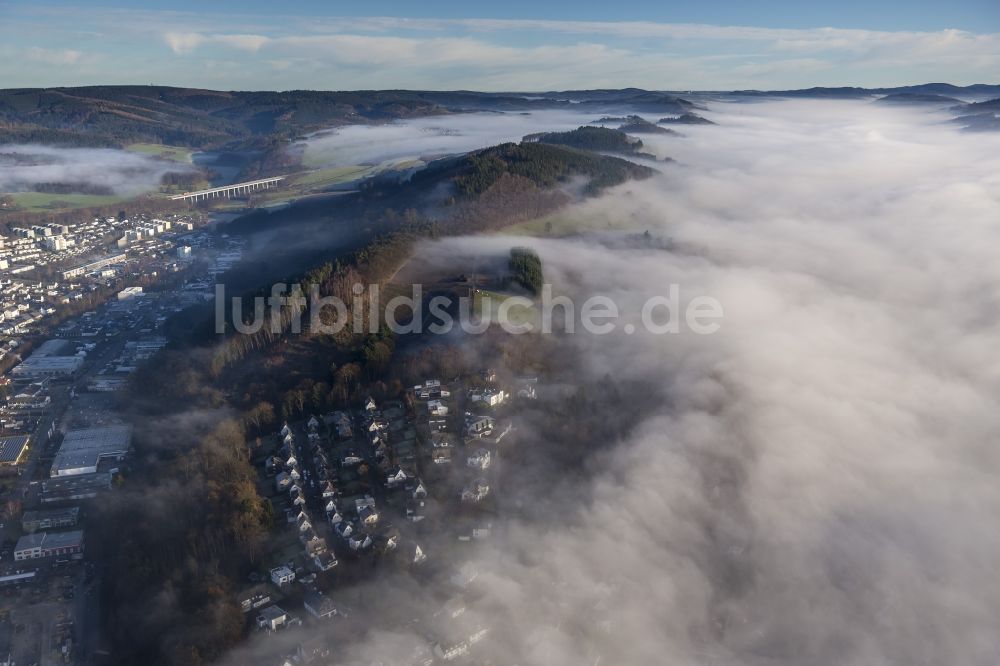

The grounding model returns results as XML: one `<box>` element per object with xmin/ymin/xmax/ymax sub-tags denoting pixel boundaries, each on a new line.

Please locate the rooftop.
<box><xmin>0</xmin><ymin>435</ymin><xmax>29</xmax><ymax>464</ymax></box>
<box><xmin>51</xmin><ymin>424</ymin><xmax>132</xmax><ymax>476</ymax></box>
<box><xmin>15</xmin><ymin>529</ymin><xmax>84</xmax><ymax>552</ymax></box>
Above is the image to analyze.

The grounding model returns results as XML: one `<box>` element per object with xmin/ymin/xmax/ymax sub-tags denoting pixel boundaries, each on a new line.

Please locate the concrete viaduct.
<box><xmin>170</xmin><ymin>176</ymin><xmax>285</xmax><ymax>201</ymax></box>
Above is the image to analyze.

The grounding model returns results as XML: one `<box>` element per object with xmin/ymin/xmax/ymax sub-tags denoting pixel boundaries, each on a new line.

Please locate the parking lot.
<box><xmin>0</xmin><ymin>562</ymin><xmax>87</xmax><ymax>665</ymax></box>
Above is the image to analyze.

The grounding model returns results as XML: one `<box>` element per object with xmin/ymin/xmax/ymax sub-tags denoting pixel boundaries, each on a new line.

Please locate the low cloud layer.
<box><xmin>293</xmin><ymin>110</ymin><xmax>609</xmax><ymax>169</ymax></box>
<box><xmin>0</xmin><ymin>144</ymin><xmax>192</xmax><ymax>195</ymax></box>
<box><xmin>228</xmin><ymin>99</ymin><xmax>1000</xmax><ymax>665</ymax></box>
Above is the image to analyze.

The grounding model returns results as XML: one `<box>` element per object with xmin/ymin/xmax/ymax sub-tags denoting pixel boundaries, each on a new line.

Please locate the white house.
<box><xmin>386</xmin><ymin>468</ymin><xmax>408</xmax><ymax>488</ymax></box>
<box><xmin>471</xmin><ymin>388</ymin><xmax>506</xmax><ymax>407</ymax></box>
<box><xmin>270</xmin><ymin>565</ymin><xmax>295</xmax><ymax>586</ymax></box>
<box><xmin>257</xmin><ymin>605</ymin><xmax>288</xmax><ymax>631</ymax></box>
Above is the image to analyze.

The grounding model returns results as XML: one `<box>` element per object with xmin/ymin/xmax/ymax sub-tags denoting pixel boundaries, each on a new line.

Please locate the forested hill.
<box><xmin>447</xmin><ymin>142</ymin><xmax>656</xmax><ymax>196</ymax></box>
<box><xmin>0</xmin><ymin>86</ymin><xmax>451</xmax><ymax>147</ymax></box>
<box><xmin>0</xmin><ymin>85</ymin><xmax>703</xmax><ymax>148</ymax></box>
<box><xmin>523</xmin><ymin>126</ymin><xmax>647</xmax><ymax>155</ymax></box>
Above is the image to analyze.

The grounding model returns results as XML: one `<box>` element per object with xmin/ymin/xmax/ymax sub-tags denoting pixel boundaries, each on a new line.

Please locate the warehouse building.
<box><xmin>11</xmin><ymin>355</ymin><xmax>83</xmax><ymax>378</ymax></box>
<box><xmin>22</xmin><ymin>506</ymin><xmax>80</xmax><ymax>533</ymax></box>
<box><xmin>11</xmin><ymin>339</ymin><xmax>84</xmax><ymax>378</ymax></box>
<box><xmin>14</xmin><ymin>530</ymin><xmax>84</xmax><ymax>561</ymax></box>
<box><xmin>50</xmin><ymin>425</ymin><xmax>132</xmax><ymax>477</ymax></box>
<box><xmin>40</xmin><ymin>472</ymin><xmax>112</xmax><ymax>503</ymax></box>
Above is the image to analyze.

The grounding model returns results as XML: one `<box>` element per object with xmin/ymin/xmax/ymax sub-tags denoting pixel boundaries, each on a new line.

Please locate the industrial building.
<box><xmin>22</xmin><ymin>506</ymin><xmax>80</xmax><ymax>533</ymax></box>
<box><xmin>0</xmin><ymin>435</ymin><xmax>29</xmax><ymax>466</ymax></box>
<box><xmin>11</xmin><ymin>355</ymin><xmax>83</xmax><ymax>377</ymax></box>
<box><xmin>11</xmin><ymin>339</ymin><xmax>84</xmax><ymax>378</ymax></box>
<box><xmin>117</xmin><ymin>286</ymin><xmax>144</xmax><ymax>300</ymax></box>
<box><xmin>40</xmin><ymin>472</ymin><xmax>112</xmax><ymax>503</ymax></box>
<box><xmin>50</xmin><ymin>425</ymin><xmax>132</xmax><ymax>477</ymax></box>
<box><xmin>14</xmin><ymin>529</ymin><xmax>84</xmax><ymax>561</ymax></box>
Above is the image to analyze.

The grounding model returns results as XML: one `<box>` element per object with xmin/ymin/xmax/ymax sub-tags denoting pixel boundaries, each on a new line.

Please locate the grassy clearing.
<box><xmin>474</xmin><ymin>289</ymin><xmax>540</xmax><ymax>329</ymax></box>
<box><xmin>125</xmin><ymin>143</ymin><xmax>194</xmax><ymax>163</ymax></box>
<box><xmin>500</xmin><ymin>209</ymin><xmax>639</xmax><ymax>237</ymax></box>
<box><xmin>290</xmin><ymin>165</ymin><xmax>375</xmax><ymax>187</ymax></box>
<box><xmin>6</xmin><ymin>191</ymin><xmax>127</xmax><ymax>211</ymax></box>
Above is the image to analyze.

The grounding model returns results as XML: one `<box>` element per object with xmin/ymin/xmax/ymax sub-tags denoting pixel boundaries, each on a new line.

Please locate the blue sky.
<box><xmin>1</xmin><ymin>1</ymin><xmax>998</xmax><ymax>90</ymax></box>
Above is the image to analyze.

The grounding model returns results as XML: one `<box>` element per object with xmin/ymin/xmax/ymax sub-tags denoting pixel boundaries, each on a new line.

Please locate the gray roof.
<box><xmin>15</xmin><ymin>529</ymin><xmax>84</xmax><ymax>553</ymax></box>
<box><xmin>259</xmin><ymin>605</ymin><xmax>287</xmax><ymax>620</ymax></box>
<box><xmin>51</xmin><ymin>425</ymin><xmax>132</xmax><ymax>475</ymax></box>
<box><xmin>22</xmin><ymin>506</ymin><xmax>79</xmax><ymax>524</ymax></box>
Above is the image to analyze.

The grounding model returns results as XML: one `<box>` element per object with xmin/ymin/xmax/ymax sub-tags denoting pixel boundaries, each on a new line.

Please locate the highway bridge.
<box><xmin>170</xmin><ymin>176</ymin><xmax>285</xmax><ymax>201</ymax></box>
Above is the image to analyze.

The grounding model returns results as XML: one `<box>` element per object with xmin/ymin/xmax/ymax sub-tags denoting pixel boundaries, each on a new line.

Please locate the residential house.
<box><xmin>386</xmin><ymin>467</ymin><xmax>409</xmax><ymax>488</ymax></box>
<box><xmin>270</xmin><ymin>565</ymin><xmax>295</xmax><ymax>586</ymax></box>
<box><xmin>348</xmin><ymin>532</ymin><xmax>373</xmax><ymax>551</ymax></box>
<box><xmin>471</xmin><ymin>388</ymin><xmax>506</xmax><ymax>407</ymax></box>
<box><xmin>313</xmin><ymin>551</ymin><xmax>338</xmax><ymax>572</ymax></box>
<box><xmin>465</xmin><ymin>415</ymin><xmax>495</xmax><ymax>438</ymax></box>
<box><xmin>461</xmin><ymin>478</ymin><xmax>490</xmax><ymax>503</ymax></box>
<box><xmin>303</xmin><ymin>588</ymin><xmax>338</xmax><ymax>620</ymax></box>
<box><xmin>467</xmin><ymin>449</ymin><xmax>491</xmax><ymax>470</ymax></box>
<box><xmin>257</xmin><ymin>605</ymin><xmax>288</xmax><ymax>631</ymax></box>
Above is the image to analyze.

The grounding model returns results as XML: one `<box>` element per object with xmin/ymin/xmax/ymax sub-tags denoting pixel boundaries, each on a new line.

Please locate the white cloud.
<box><xmin>24</xmin><ymin>46</ymin><xmax>85</xmax><ymax>65</ymax></box>
<box><xmin>4</xmin><ymin>7</ymin><xmax>999</xmax><ymax>89</ymax></box>
<box><xmin>152</xmin><ymin>20</ymin><xmax>1000</xmax><ymax>89</ymax></box>
<box><xmin>164</xmin><ymin>32</ymin><xmax>270</xmax><ymax>54</ymax></box>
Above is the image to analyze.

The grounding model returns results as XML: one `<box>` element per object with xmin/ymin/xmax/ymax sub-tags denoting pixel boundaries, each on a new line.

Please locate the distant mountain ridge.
<box><xmin>2</xmin><ymin>83</ymin><xmax>998</xmax><ymax>149</ymax></box>
<box><xmin>729</xmin><ymin>83</ymin><xmax>1000</xmax><ymax>99</ymax></box>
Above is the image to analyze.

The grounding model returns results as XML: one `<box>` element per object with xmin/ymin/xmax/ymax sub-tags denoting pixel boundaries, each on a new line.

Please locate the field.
<box><xmin>241</xmin><ymin>160</ymin><xmax>424</xmax><ymax>207</ymax></box>
<box><xmin>474</xmin><ymin>288</ymin><xmax>540</xmax><ymax>328</ymax></box>
<box><xmin>125</xmin><ymin>143</ymin><xmax>195</xmax><ymax>163</ymax></box>
<box><xmin>290</xmin><ymin>165</ymin><xmax>376</xmax><ymax>188</ymax></box>
<box><xmin>5</xmin><ymin>191</ymin><xmax>126</xmax><ymax>212</ymax></box>
<box><xmin>500</xmin><ymin>209</ymin><xmax>639</xmax><ymax>237</ymax></box>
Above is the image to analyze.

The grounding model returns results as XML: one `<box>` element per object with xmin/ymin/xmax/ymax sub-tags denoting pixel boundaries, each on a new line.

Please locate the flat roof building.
<box><xmin>0</xmin><ymin>435</ymin><xmax>29</xmax><ymax>466</ymax></box>
<box><xmin>11</xmin><ymin>355</ymin><xmax>83</xmax><ymax>378</ymax></box>
<box><xmin>22</xmin><ymin>506</ymin><xmax>80</xmax><ymax>533</ymax></box>
<box><xmin>14</xmin><ymin>530</ymin><xmax>84</xmax><ymax>561</ymax></box>
<box><xmin>61</xmin><ymin>252</ymin><xmax>127</xmax><ymax>280</ymax></box>
<box><xmin>40</xmin><ymin>472</ymin><xmax>112</xmax><ymax>503</ymax></box>
<box><xmin>51</xmin><ymin>425</ymin><xmax>132</xmax><ymax>477</ymax></box>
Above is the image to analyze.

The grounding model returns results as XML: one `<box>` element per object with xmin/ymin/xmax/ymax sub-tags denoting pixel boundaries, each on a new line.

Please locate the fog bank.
<box><xmin>0</xmin><ymin>144</ymin><xmax>192</xmax><ymax>194</ymax></box>
<box><xmin>236</xmin><ymin>99</ymin><xmax>1000</xmax><ymax>665</ymax></box>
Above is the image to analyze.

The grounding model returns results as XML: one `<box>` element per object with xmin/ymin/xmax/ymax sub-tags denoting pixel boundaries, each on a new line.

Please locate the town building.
<box><xmin>21</xmin><ymin>506</ymin><xmax>80</xmax><ymax>533</ymax></box>
<box><xmin>61</xmin><ymin>252</ymin><xmax>127</xmax><ymax>280</ymax></box>
<box><xmin>14</xmin><ymin>529</ymin><xmax>84</xmax><ymax>561</ymax></box>
<box><xmin>270</xmin><ymin>565</ymin><xmax>295</xmax><ymax>586</ymax></box>
<box><xmin>40</xmin><ymin>472</ymin><xmax>112</xmax><ymax>503</ymax></box>
<box><xmin>0</xmin><ymin>435</ymin><xmax>29</xmax><ymax>466</ymax></box>
<box><xmin>303</xmin><ymin>588</ymin><xmax>338</xmax><ymax>620</ymax></box>
<box><xmin>50</xmin><ymin>424</ymin><xmax>132</xmax><ymax>477</ymax></box>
